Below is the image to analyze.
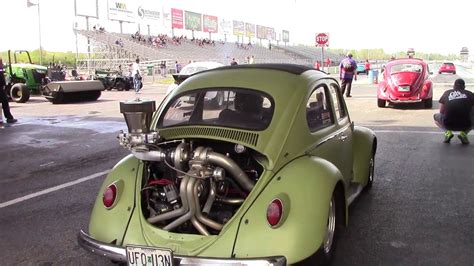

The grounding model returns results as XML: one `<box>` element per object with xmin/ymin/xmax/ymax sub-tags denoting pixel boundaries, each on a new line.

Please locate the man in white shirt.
<box><xmin>132</xmin><ymin>58</ymin><xmax>141</xmax><ymax>93</ymax></box>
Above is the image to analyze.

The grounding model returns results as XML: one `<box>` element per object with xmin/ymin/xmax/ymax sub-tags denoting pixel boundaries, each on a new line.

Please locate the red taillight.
<box><xmin>266</xmin><ymin>199</ymin><xmax>283</xmax><ymax>227</ymax></box>
<box><xmin>103</xmin><ymin>184</ymin><xmax>117</xmax><ymax>209</ymax></box>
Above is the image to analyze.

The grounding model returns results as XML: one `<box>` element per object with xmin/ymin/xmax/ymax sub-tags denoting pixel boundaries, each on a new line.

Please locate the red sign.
<box><xmin>203</xmin><ymin>15</ymin><xmax>218</xmax><ymax>33</ymax></box>
<box><xmin>315</xmin><ymin>33</ymin><xmax>329</xmax><ymax>47</ymax></box>
<box><xmin>171</xmin><ymin>8</ymin><xmax>183</xmax><ymax>29</ymax></box>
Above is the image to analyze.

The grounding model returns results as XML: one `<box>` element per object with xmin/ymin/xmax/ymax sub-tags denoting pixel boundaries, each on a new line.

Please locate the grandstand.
<box><xmin>76</xmin><ymin>30</ymin><xmax>344</xmax><ymax>74</ymax></box>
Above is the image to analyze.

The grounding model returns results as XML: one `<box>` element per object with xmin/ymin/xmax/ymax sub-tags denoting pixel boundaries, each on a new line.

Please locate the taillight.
<box><xmin>266</xmin><ymin>198</ymin><xmax>283</xmax><ymax>227</ymax></box>
<box><xmin>103</xmin><ymin>184</ymin><xmax>117</xmax><ymax>209</ymax></box>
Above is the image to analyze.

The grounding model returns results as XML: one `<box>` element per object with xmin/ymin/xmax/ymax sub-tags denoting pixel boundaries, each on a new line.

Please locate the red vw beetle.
<box><xmin>377</xmin><ymin>58</ymin><xmax>433</xmax><ymax>108</ymax></box>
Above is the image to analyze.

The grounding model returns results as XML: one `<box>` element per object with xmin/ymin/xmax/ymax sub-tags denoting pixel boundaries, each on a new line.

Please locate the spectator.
<box><xmin>132</xmin><ymin>58</ymin><xmax>142</xmax><ymax>93</ymax></box>
<box><xmin>230</xmin><ymin>58</ymin><xmax>238</xmax><ymax>66</ymax></box>
<box><xmin>339</xmin><ymin>53</ymin><xmax>357</xmax><ymax>97</ymax></box>
<box><xmin>314</xmin><ymin>61</ymin><xmax>321</xmax><ymax>70</ymax></box>
<box><xmin>175</xmin><ymin>61</ymin><xmax>182</xmax><ymax>73</ymax></box>
<box><xmin>364</xmin><ymin>59</ymin><xmax>371</xmax><ymax>74</ymax></box>
<box><xmin>249</xmin><ymin>55</ymin><xmax>255</xmax><ymax>64</ymax></box>
<box><xmin>434</xmin><ymin>79</ymin><xmax>474</xmax><ymax>144</ymax></box>
<box><xmin>0</xmin><ymin>58</ymin><xmax>17</xmax><ymax>123</ymax></box>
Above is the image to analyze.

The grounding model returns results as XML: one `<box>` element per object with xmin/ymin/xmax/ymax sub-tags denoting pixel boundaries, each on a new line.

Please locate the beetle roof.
<box><xmin>197</xmin><ymin>63</ymin><xmax>318</xmax><ymax>76</ymax></box>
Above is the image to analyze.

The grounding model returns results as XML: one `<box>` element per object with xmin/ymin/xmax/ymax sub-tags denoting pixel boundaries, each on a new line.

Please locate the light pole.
<box><xmin>27</xmin><ymin>0</ymin><xmax>43</xmax><ymax>65</ymax></box>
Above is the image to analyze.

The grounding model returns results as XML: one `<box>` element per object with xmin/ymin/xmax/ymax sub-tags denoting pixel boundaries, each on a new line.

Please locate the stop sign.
<box><xmin>315</xmin><ymin>33</ymin><xmax>329</xmax><ymax>46</ymax></box>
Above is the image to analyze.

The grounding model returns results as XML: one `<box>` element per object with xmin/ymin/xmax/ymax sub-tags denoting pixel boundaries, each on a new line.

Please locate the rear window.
<box><xmin>159</xmin><ymin>88</ymin><xmax>274</xmax><ymax>131</ymax></box>
<box><xmin>443</xmin><ymin>63</ymin><xmax>454</xmax><ymax>66</ymax></box>
<box><xmin>390</xmin><ymin>63</ymin><xmax>423</xmax><ymax>74</ymax></box>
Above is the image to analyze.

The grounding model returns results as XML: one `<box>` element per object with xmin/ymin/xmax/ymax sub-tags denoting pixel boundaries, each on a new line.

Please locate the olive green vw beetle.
<box><xmin>79</xmin><ymin>64</ymin><xmax>377</xmax><ymax>265</ymax></box>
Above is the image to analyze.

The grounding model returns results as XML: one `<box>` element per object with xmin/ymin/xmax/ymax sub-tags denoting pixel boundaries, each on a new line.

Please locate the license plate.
<box><xmin>126</xmin><ymin>245</ymin><xmax>173</xmax><ymax>266</ymax></box>
<box><xmin>398</xmin><ymin>86</ymin><xmax>410</xmax><ymax>92</ymax></box>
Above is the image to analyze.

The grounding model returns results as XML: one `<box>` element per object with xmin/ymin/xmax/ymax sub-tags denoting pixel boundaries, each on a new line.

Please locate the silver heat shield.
<box><xmin>119</xmin><ymin>100</ymin><xmax>156</xmax><ymax>134</ymax></box>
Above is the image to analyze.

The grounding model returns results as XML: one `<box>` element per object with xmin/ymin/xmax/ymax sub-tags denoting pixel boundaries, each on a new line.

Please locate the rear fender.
<box><xmin>352</xmin><ymin>126</ymin><xmax>377</xmax><ymax>185</ymax></box>
<box><xmin>377</xmin><ymin>81</ymin><xmax>388</xmax><ymax>99</ymax></box>
<box><xmin>88</xmin><ymin>155</ymin><xmax>140</xmax><ymax>245</ymax></box>
<box><xmin>233</xmin><ymin>156</ymin><xmax>344</xmax><ymax>264</ymax></box>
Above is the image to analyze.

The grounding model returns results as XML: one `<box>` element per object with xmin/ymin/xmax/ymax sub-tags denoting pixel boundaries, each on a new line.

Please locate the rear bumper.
<box><xmin>388</xmin><ymin>98</ymin><xmax>423</xmax><ymax>103</ymax></box>
<box><xmin>78</xmin><ymin>230</ymin><xmax>287</xmax><ymax>265</ymax></box>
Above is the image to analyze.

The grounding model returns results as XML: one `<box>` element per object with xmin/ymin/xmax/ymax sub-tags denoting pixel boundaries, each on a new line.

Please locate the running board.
<box><xmin>347</xmin><ymin>184</ymin><xmax>364</xmax><ymax>205</ymax></box>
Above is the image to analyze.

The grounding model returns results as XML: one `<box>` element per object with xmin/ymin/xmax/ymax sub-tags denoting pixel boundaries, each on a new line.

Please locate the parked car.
<box><xmin>166</xmin><ymin>61</ymin><xmax>224</xmax><ymax>95</ymax></box>
<box><xmin>356</xmin><ymin>63</ymin><xmax>367</xmax><ymax>74</ymax></box>
<box><xmin>438</xmin><ymin>62</ymin><xmax>456</xmax><ymax>74</ymax></box>
<box><xmin>377</xmin><ymin>58</ymin><xmax>433</xmax><ymax>108</ymax></box>
<box><xmin>79</xmin><ymin>64</ymin><xmax>377</xmax><ymax>265</ymax></box>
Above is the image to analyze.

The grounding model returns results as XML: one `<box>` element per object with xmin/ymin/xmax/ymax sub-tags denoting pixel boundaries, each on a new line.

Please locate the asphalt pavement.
<box><xmin>0</xmin><ymin>73</ymin><xmax>473</xmax><ymax>265</ymax></box>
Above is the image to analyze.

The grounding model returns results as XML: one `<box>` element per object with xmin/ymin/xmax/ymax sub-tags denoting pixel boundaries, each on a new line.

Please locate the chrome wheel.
<box><xmin>323</xmin><ymin>197</ymin><xmax>336</xmax><ymax>254</ymax></box>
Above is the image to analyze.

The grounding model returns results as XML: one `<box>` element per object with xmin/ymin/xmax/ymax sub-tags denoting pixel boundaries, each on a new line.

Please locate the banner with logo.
<box><xmin>137</xmin><ymin>5</ymin><xmax>160</xmax><ymax>24</ymax></box>
<box><xmin>233</xmin><ymin>20</ymin><xmax>244</xmax><ymax>36</ymax></box>
<box><xmin>245</xmin><ymin>23</ymin><xmax>255</xmax><ymax>38</ymax></box>
<box><xmin>171</xmin><ymin>8</ymin><xmax>183</xmax><ymax>29</ymax></box>
<box><xmin>219</xmin><ymin>18</ymin><xmax>232</xmax><ymax>35</ymax></box>
<box><xmin>107</xmin><ymin>0</ymin><xmax>135</xmax><ymax>22</ymax></box>
<box><xmin>185</xmin><ymin>11</ymin><xmax>202</xmax><ymax>31</ymax></box>
<box><xmin>282</xmin><ymin>30</ymin><xmax>289</xmax><ymax>42</ymax></box>
<box><xmin>203</xmin><ymin>15</ymin><xmax>218</xmax><ymax>33</ymax></box>
<box><xmin>256</xmin><ymin>25</ymin><xmax>266</xmax><ymax>39</ymax></box>
<box><xmin>266</xmin><ymin>27</ymin><xmax>275</xmax><ymax>41</ymax></box>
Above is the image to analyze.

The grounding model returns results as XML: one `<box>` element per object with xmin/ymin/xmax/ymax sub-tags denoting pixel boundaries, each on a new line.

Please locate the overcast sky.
<box><xmin>1</xmin><ymin>0</ymin><xmax>472</xmax><ymax>55</ymax></box>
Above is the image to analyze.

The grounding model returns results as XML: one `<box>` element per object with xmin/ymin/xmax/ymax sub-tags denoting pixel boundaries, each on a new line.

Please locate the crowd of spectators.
<box><xmin>235</xmin><ymin>42</ymin><xmax>253</xmax><ymax>50</ymax></box>
<box><xmin>190</xmin><ymin>37</ymin><xmax>216</xmax><ymax>47</ymax></box>
<box><xmin>92</xmin><ymin>25</ymin><xmax>105</xmax><ymax>33</ymax></box>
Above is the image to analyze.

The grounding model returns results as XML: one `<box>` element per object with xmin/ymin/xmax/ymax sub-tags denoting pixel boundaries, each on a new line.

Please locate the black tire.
<box><xmin>453</xmin><ymin>71</ymin><xmax>456</xmax><ymax>75</ymax></box>
<box><xmin>10</xmin><ymin>83</ymin><xmax>30</xmax><ymax>103</ymax></box>
<box><xmin>377</xmin><ymin>99</ymin><xmax>386</xmax><ymax>108</ymax></box>
<box><xmin>438</xmin><ymin>72</ymin><xmax>442</xmax><ymax>74</ymax></box>
<box><xmin>115</xmin><ymin>81</ymin><xmax>126</xmax><ymax>91</ymax></box>
<box><xmin>424</xmin><ymin>98</ymin><xmax>432</xmax><ymax>109</ymax></box>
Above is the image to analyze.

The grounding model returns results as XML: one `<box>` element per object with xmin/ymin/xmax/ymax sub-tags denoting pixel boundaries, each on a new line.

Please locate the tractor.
<box><xmin>4</xmin><ymin>50</ymin><xmax>47</xmax><ymax>103</ymax></box>
<box><xmin>3</xmin><ymin>50</ymin><xmax>104</xmax><ymax>104</ymax></box>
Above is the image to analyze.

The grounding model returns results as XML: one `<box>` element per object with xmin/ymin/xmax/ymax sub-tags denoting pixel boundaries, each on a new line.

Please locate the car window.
<box><xmin>390</xmin><ymin>63</ymin><xmax>422</xmax><ymax>74</ymax></box>
<box><xmin>306</xmin><ymin>85</ymin><xmax>334</xmax><ymax>132</ymax></box>
<box><xmin>443</xmin><ymin>63</ymin><xmax>454</xmax><ymax>67</ymax></box>
<box><xmin>159</xmin><ymin>88</ymin><xmax>274</xmax><ymax>130</ymax></box>
<box><xmin>329</xmin><ymin>83</ymin><xmax>346</xmax><ymax>120</ymax></box>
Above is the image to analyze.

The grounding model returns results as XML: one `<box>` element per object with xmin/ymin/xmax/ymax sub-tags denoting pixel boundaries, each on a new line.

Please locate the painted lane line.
<box><xmin>374</xmin><ymin>130</ymin><xmax>443</xmax><ymax>134</ymax></box>
<box><xmin>0</xmin><ymin>170</ymin><xmax>110</xmax><ymax>209</ymax></box>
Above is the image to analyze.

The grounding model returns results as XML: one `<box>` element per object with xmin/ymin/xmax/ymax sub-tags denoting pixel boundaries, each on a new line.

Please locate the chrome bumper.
<box><xmin>388</xmin><ymin>98</ymin><xmax>422</xmax><ymax>103</ymax></box>
<box><xmin>78</xmin><ymin>230</ymin><xmax>287</xmax><ymax>265</ymax></box>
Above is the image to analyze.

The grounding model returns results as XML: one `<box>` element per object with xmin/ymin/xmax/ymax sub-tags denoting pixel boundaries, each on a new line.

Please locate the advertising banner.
<box><xmin>245</xmin><ymin>23</ymin><xmax>255</xmax><ymax>38</ymax></box>
<box><xmin>75</xmin><ymin>0</ymin><xmax>98</xmax><ymax>18</ymax></box>
<box><xmin>219</xmin><ymin>18</ymin><xmax>232</xmax><ymax>35</ymax></box>
<box><xmin>266</xmin><ymin>27</ymin><xmax>275</xmax><ymax>41</ymax></box>
<box><xmin>256</xmin><ymin>25</ymin><xmax>266</xmax><ymax>39</ymax></box>
<box><xmin>203</xmin><ymin>15</ymin><xmax>218</xmax><ymax>33</ymax></box>
<box><xmin>233</xmin><ymin>20</ymin><xmax>244</xmax><ymax>36</ymax></box>
<box><xmin>171</xmin><ymin>8</ymin><xmax>183</xmax><ymax>29</ymax></box>
<box><xmin>185</xmin><ymin>11</ymin><xmax>202</xmax><ymax>31</ymax></box>
<box><xmin>107</xmin><ymin>0</ymin><xmax>136</xmax><ymax>22</ymax></box>
<box><xmin>137</xmin><ymin>4</ymin><xmax>160</xmax><ymax>24</ymax></box>
<box><xmin>282</xmin><ymin>30</ymin><xmax>290</xmax><ymax>42</ymax></box>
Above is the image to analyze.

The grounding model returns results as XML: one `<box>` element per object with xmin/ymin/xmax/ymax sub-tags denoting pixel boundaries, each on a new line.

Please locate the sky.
<box><xmin>1</xmin><ymin>0</ymin><xmax>472</xmax><ymax>56</ymax></box>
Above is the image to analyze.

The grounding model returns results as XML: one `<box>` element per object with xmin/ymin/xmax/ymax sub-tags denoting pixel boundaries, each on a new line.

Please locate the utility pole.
<box><xmin>28</xmin><ymin>0</ymin><xmax>43</xmax><ymax>65</ymax></box>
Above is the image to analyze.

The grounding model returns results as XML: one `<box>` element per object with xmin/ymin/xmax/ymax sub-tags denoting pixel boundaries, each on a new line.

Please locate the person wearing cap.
<box><xmin>0</xmin><ymin>58</ymin><xmax>17</xmax><ymax>124</ymax></box>
<box><xmin>339</xmin><ymin>53</ymin><xmax>357</xmax><ymax>97</ymax></box>
<box><xmin>434</xmin><ymin>78</ymin><xmax>474</xmax><ymax>144</ymax></box>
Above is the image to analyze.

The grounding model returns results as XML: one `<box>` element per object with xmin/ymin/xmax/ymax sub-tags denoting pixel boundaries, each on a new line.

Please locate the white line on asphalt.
<box><xmin>374</xmin><ymin>130</ymin><xmax>443</xmax><ymax>134</ymax></box>
<box><xmin>0</xmin><ymin>170</ymin><xmax>110</xmax><ymax>209</ymax></box>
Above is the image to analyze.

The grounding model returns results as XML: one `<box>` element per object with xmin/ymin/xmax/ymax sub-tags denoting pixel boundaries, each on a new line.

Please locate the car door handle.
<box><xmin>339</xmin><ymin>134</ymin><xmax>348</xmax><ymax>141</ymax></box>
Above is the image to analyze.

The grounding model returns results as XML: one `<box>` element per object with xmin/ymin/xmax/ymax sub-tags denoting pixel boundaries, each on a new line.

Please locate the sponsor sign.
<box><xmin>219</xmin><ymin>18</ymin><xmax>232</xmax><ymax>35</ymax></box>
<box><xmin>75</xmin><ymin>0</ymin><xmax>98</xmax><ymax>18</ymax></box>
<box><xmin>185</xmin><ymin>11</ymin><xmax>202</xmax><ymax>31</ymax></box>
<box><xmin>256</xmin><ymin>25</ymin><xmax>266</xmax><ymax>39</ymax></box>
<box><xmin>233</xmin><ymin>20</ymin><xmax>244</xmax><ymax>36</ymax></box>
<box><xmin>137</xmin><ymin>6</ymin><xmax>160</xmax><ymax>22</ymax></box>
<box><xmin>282</xmin><ymin>30</ymin><xmax>289</xmax><ymax>42</ymax></box>
<box><xmin>107</xmin><ymin>0</ymin><xmax>136</xmax><ymax>22</ymax></box>
<box><xmin>266</xmin><ymin>27</ymin><xmax>275</xmax><ymax>41</ymax></box>
<box><xmin>171</xmin><ymin>8</ymin><xmax>183</xmax><ymax>29</ymax></box>
<box><xmin>203</xmin><ymin>15</ymin><xmax>218</xmax><ymax>33</ymax></box>
<box><xmin>315</xmin><ymin>32</ymin><xmax>329</xmax><ymax>47</ymax></box>
<box><xmin>245</xmin><ymin>23</ymin><xmax>255</xmax><ymax>38</ymax></box>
